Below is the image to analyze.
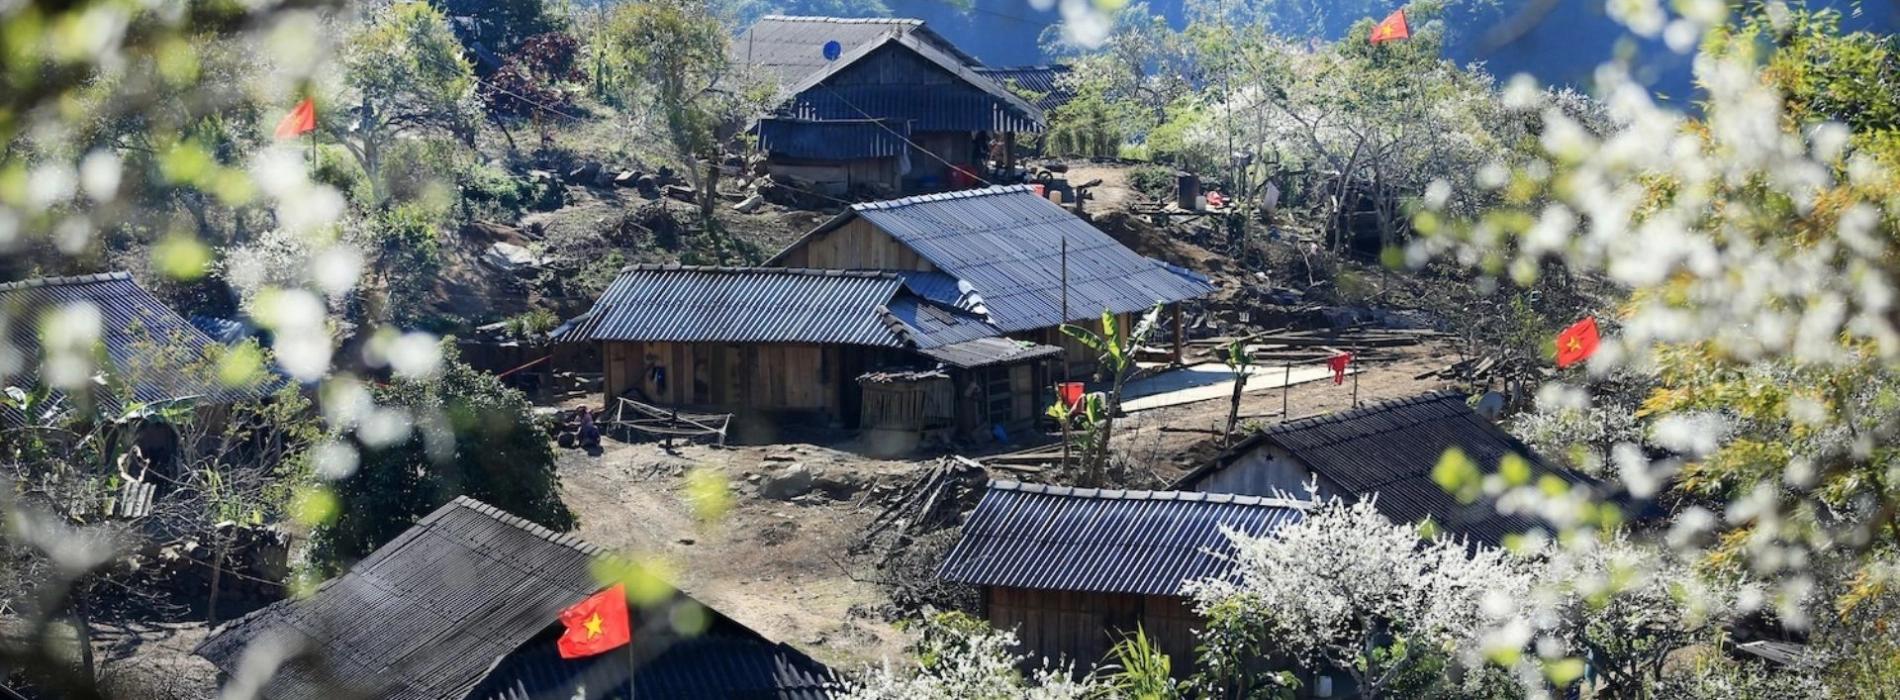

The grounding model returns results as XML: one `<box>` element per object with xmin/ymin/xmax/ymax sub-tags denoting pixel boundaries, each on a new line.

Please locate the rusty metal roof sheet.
<box><xmin>774</xmin><ymin>186</ymin><xmax>1216</xmax><ymax>332</ymax></box>
<box><xmin>1176</xmin><ymin>392</ymin><xmax>1598</xmax><ymax>547</ymax></box>
<box><xmin>937</xmin><ymin>481</ymin><xmax>1308</xmax><ymax>597</ymax></box>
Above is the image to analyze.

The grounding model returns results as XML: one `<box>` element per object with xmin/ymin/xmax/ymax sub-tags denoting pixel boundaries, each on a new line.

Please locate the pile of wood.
<box><xmin>135</xmin><ymin>522</ymin><xmax>291</xmax><ymax>611</ymax></box>
<box><xmin>1188</xmin><ymin>326</ymin><xmax>1442</xmax><ymax>365</ymax></box>
<box><xmin>1415</xmin><ymin>353</ymin><xmax>1550</xmax><ymax>384</ymax></box>
<box><xmin>858</xmin><ymin>456</ymin><xmax>988</xmax><ymax>548</ymax></box>
<box><xmin>980</xmin><ymin>444</ymin><xmax>1068</xmax><ymax>472</ymax></box>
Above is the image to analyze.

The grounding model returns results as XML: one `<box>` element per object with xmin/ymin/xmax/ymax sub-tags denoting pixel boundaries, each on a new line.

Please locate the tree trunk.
<box><xmin>1225</xmin><ymin>367</ymin><xmax>1248</xmax><ymax>447</ymax></box>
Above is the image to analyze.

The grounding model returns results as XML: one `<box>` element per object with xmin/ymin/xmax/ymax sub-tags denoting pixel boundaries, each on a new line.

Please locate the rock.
<box><xmin>763</xmin><ymin>454</ymin><xmax>796</xmax><ymax>462</ymax></box>
<box><xmin>528</xmin><ymin>169</ymin><xmax>555</xmax><ymax>183</ymax></box>
<box><xmin>735</xmin><ymin>193</ymin><xmax>765</xmax><ymax>214</ymax></box>
<box><xmin>656</xmin><ymin>165</ymin><xmax>676</xmax><ymax>184</ymax></box>
<box><xmin>565</xmin><ymin>162</ymin><xmax>601</xmax><ymax>184</ymax></box>
<box><xmin>613</xmin><ymin>170</ymin><xmax>640</xmax><ymax>188</ymax></box>
<box><xmin>678</xmin><ymin>538</ymin><xmax>696</xmax><ymax>546</ymax></box>
<box><xmin>593</xmin><ymin>167</ymin><xmax>617</xmax><ymax>188</ymax></box>
<box><xmin>663</xmin><ymin>184</ymin><xmax>696</xmax><ymax>203</ymax></box>
<box><xmin>482</xmin><ymin>242</ymin><xmax>542</xmax><ymax>273</ymax></box>
<box><xmin>758</xmin><ymin>464</ymin><xmax>813</xmax><ymax>501</ymax></box>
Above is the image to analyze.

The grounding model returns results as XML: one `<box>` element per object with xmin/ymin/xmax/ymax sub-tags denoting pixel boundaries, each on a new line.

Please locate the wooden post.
<box><xmin>1171</xmin><ymin>303</ymin><xmax>1185</xmax><ymax>366</ymax></box>
<box><xmin>1060</xmin><ymin>236</ymin><xmax>1070</xmax><ymax>473</ymax></box>
<box><xmin>1281</xmin><ymin>363</ymin><xmax>1292</xmax><ymax>419</ymax></box>
<box><xmin>1003</xmin><ymin>132</ymin><xmax>1016</xmax><ymax>180</ymax></box>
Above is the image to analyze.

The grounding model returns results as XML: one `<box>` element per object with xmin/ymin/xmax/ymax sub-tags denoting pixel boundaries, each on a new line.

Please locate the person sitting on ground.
<box><xmin>576</xmin><ymin>406</ymin><xmax>601</xmax><ymax>449</ymax></box>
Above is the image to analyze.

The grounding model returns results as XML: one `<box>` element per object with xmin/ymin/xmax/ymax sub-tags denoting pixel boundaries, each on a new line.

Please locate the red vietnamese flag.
<box><xmin>556</xmin><ymin>583</ymin><xmax>632</xmax><ymax>659</ymax></box>
<box><xmin>1328</xmin><ymin>352</ymin><xmax>1353</xmax><ymax>385</ymax></box>
<box><xmin>1554</xmin><ymin>317</ymin><xmax>1601</xmax><ymax>368</ymax></box>
<box><xmin>1370</xmin><ymin>9</ymin><xmax>1410</xmax><ymax>44</ymax></box>
<box><xmin>273</xmin><ymin>98</ymin><xmax>316</xmax><ymax>140</ymax></box>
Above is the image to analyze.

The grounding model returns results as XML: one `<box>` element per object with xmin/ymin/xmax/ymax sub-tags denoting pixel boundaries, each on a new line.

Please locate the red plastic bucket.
<box><xmin>1058</xmin><ymin>382</ymin><xmax>1085</xmax><ymax>409</ymax></box>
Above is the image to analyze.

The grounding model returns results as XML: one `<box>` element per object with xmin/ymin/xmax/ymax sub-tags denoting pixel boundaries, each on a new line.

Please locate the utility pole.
<box><xmin>1060</xmin><ymin>236</ymin><xmax>1071</xmax><ymax>473</ymax></box>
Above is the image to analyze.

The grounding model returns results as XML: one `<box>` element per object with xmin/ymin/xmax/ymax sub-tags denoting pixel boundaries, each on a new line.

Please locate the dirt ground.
<box><xmin>556</xmin><ymin>440</ymin><xmax>926</xmax><ymax>670</ymax></box>
<box><xmin>550</xmin><ymin>338</ymin><xmax>1458</xmax><ymax>671</ymax></box>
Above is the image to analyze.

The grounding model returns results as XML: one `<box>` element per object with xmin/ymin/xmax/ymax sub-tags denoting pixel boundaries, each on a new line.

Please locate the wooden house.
<box><xmin>767</xmin><ymin>185</ymin><xmax>1216</xmax><ymax>370</ymax></box>
<box><xmin>551</xmin><ymin>265</ymin><xmax>1062</xmax><ymax>441</ymax></box>
<box><xmin>195</xmin><ymin>497</ymin><xmax>840</xmax><ymax>700</ymax></box>
<box><xmin>936</xmin><ymin>481</ymin><xmax>1320</xmax><ymax>686</ymax></box>
<box><xmin>1173</xmin><ymin>392</ymin><xmax>1599</xmax><ymax>547</ymax></box>
<box><xmin>737</xmin><ymin>16</ymin><xmax>1045</xmax><ymax>194</ymax></box>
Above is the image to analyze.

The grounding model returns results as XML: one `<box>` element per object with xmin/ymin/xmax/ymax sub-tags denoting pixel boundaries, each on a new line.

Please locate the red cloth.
<box><xmin>273</xmin><ymin>98</ymin><xmax>316</xmax><ymax>139</ymax></box>
<box><xmin>1328</xmin><ymin>352</ymin><xmax>1353</xmax><ymax>385</ymax></box>
<box><xmin>1370</xmin><ymin>9</ymin><xmax>1410</xmax><ymax>44</ymax></box>
<box><xmin>1555</xmin><ymin>317</ymin><xmax>1601</xmax><ymax>368</ymax></box>
<box><xmin>556</xmin><ymin>583</ymin><xmax>631</xmax><ymax>659</ymax></box>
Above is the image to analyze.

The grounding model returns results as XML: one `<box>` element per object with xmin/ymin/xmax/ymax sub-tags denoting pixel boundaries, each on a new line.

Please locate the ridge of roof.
<box><xmin>0</xmin><ymin>271</ymin><xmax>135</xmax><ymax>293</ymax></box>
<box><xmin>1176</xmin><ymin>391</ymin><xmax>1479</xmax><ymax>489</ymax></box>
<box><xmin>776</xmin><ymin>32</ymin><xmax>1040</xmax><ymax>124</ymax></box>
<box><xmin>442</xmin><ymin>495</ymin><xmax>610</xmax><ymax>559</ymax></box>
<box><xmin>848</xmin><ymin>184</ymin><xmax>1038</xmax><ymax>213</ymax></box>
<box><xmin>1263</xmin><ymin>390</ymin><xmax>1470</xmax><ymax>436</ymax></box>
<box><xmin>620</xmin><ymin>264</ymin><xmax>900</xmax><ymax>281</ymax></box>
<box><xmin>200</xmin><ymin>497</ymin><xmax>609</xmax><ymax>647</ymax></box>
<box><xmin>757</xmin><ymin>14</ymin><xmax>924</xmax><ymax>25</ymax></box>
<box><xmin>988</xmin><ymin>480</ymin><xmax>1312</xmax><ymax>510</ymax></box>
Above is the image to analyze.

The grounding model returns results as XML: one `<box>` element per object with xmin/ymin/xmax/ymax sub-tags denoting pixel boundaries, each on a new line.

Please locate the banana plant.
<box><xmin>1059</xmin><ymin>303</ymin><xmax>1164</xmax><ymax>485</ymax></box>
<box><xmin>1219</xmin><ymin>339</ymin><xmax>1253</xmax><ymax>447</ymax></box>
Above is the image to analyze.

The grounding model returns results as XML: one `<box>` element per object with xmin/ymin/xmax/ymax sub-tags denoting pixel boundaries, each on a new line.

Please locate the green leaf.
<box><xmin>1499</xmin><ymin>453</ymin><xmax>1532</xmax><ymax>486</ymax></box>
<box><xmin>1431</xmin><ymin>447</ymin><xmax>1482</xmax><ymax>504</ymax></box>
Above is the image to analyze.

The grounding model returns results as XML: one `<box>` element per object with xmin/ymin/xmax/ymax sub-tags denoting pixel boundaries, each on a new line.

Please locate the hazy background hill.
<box><xmin>757</xmin><ymin>0</ymin><xmax>1899</xmax><ymax>104</ymax></box>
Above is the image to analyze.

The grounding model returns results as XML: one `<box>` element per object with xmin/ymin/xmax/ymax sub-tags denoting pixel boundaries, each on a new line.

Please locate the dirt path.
<box><xmin>557</xmin><ymin>441</ymin><xmax>922</xmax><ymax>670</ymax></box>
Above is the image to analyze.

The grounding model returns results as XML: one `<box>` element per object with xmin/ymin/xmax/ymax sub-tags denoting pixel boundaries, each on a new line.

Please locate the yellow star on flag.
<box><xmin>584</xmin><ymin>612</ymin><xmax>604</xmax><ymax>639</ymax></box>
<box><xmin>1565</xmin><ymin>337</ymin><xmax>1582</xmax><ymax>353</ymax></box>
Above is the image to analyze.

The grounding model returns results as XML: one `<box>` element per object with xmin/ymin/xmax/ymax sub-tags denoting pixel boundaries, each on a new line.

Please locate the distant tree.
<box><xmin>333</xmin><ymin>0</ymin><xmax>479</xmax><ymax>205</ymax></box>
<box><xmin>598</xmin><ymin>0</ymin><xmax>740</xmax><ymax>187</ymax></box>
<box><xmin>309</xmin><ymin>346</ymin><xmax>572</xmax><ymax>571</ymax></box>
<box><xmin>428</xmin><ymin>0</ymin><xmax>566</xmax><ymax>59</ymax></box>
<box><xmin>482</xmin><ymin>31</ymin><xmax>585</xmax><ymax>118</ymax></box>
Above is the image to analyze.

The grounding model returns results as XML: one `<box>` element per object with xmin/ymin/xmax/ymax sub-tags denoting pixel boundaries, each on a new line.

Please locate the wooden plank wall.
<box><xmin>601</xmin><ymin>341</ymin><xmax>839</xmax><ymax>417</ymax></box>
<box><xmin>987</xmin><ymin>586</ymin><xmax>1205</xmax><ymax>676</ymax></box>
<box><xmin>777</xmin><ymin>218</ymin><xmax>936</xmax><ymax>270</ymax></box>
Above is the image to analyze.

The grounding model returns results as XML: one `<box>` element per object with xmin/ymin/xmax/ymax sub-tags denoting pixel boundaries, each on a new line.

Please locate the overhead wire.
<box><xmin>817</xmin><ymin>84</ymin><xmax>996</xmax><ymax>188</ymax></box>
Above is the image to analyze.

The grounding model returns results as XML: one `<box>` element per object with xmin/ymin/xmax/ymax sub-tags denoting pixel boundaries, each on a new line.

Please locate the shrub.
<box><xmin>308</xmin><ymin>345</ymin><xmax>574</xmax><ymax>571</ymax></box>
<box><xmin>1127</xmin><ymin>164</ymin><xmax>1176</xmax><ymax>203</ymax></box>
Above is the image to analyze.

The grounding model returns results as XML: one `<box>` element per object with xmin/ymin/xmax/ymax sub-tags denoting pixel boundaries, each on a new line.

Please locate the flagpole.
<box><xmin>1351</xmin><ymin>344</ymin><xmax>1360</xmax><ymax>408</ymax></box>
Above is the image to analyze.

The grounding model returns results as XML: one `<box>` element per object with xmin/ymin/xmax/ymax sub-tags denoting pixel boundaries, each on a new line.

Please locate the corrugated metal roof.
<box><xmin>0</xmin><ymin>272</ymin><xmax>276</xmax><ymax>423</ymax></box>
<box><xmin>731</xmin><ymin>16</ymin><xmax>980</xmax><ymax>93</ymax></box>
<box><xmin>772</xmin><ymin>32</ymin><xmax>1044</xmax><ymax>134</ymax></box>
<box><xmin>555</xmin><ymin>265</ymin><xmax>1019</xmax><ymax>355</ymax></box>
<box><xmin>975</xmin><ymin>65</ymin><xmax>1076</xmax><ymax>112</ymax></box>
<box><xmin>553</xmin><ymin>266</ymin><xmax>911</xmax><ymax>347</ymax></box>
<box><xmin>937</xmin><ymin>481</ymin><xmax>1308</xmax><ymax>597</ymax></box>
<box><xmin>1176</xmin><ymin>392</ymin><xmax>1597</xmax><ymax>547</ymax></box>
<box><xmin>773</xmin><ymin>186</ymin><xmax>1216</xmax><ymax>333</ymax></box>
<box><xmin>195</xmin><ymin>497</ymin><xmax>838</xmax><ymax>700</ymax></box>
<box><xmin>916</xmin><ymin>337</ymin><xmax>1063</xmax><ymax>369</ymax></box>
<box><xmin>756</xmin><ymin>118</ymin><xmax>910</xmax><ymax>160</ymax></box>
<box><xmin>468</xmin><ymin>631</ymin><xmax>839</xmax><ymax>700</ymax></box>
